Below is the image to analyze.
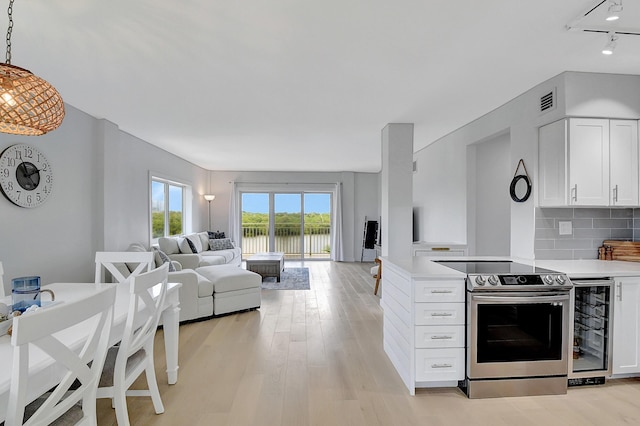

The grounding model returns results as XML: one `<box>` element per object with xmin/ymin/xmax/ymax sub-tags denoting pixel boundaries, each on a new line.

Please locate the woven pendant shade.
<box><xmin>0</xmin><ymin>63</ymin><xmax>65</xmax><ymax>135</ymax></box>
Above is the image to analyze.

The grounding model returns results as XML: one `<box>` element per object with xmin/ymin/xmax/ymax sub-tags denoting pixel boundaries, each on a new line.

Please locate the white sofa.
<box><xmin>158</xmin><ymin>232</ymin><xmax>241</xmax><ymax>269</ymax></box>
<box><xmin>123</xmin><ymin>241</ymin><xmax>259</xmax><ymax>322</ymax></box>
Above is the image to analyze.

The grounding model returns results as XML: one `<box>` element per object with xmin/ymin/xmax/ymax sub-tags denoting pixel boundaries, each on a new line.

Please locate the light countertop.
<box><xmin>532</xmin><ymin>259</ymin><xmax>640</xmax><ymax>278</ymax></box>
<box><xmin>381</xmin><ymin>256</ymin><xmax>640</xmax><ymax>279</ymax></box>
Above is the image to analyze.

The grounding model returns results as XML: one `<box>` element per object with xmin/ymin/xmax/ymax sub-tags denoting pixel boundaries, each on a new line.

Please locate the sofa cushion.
<box><xmin>209</xmin><ymin>238</ymin><xmax>234</xmax><ymax>251</ymax></box>
<box><xmin>158</xmin><ymin>237</ymin><xmax>180</xmax><ymax>255</ymax></box>
<box><xmin>196</xmin><ymin>265</ymin><xmax>261</xmax><ymax>293</ymax></box>
<box><xmin>195</xmin><ymin>272</ymin><xmax>215</xmax><ymax>298</ymax></box>
<box><xmin>198</xmin><ymin>255</ymin><xmax>227</xmax><ymax>266</ymax></box>
<box><xmin>201</xmin><ymin>248</ymin><xmax>236</xmax><ymax>263</ymax></box>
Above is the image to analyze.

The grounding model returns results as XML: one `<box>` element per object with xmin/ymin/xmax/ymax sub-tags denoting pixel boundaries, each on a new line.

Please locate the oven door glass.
<box><xmin>477</xmin><ymin>303</ymin><xmax>564</xmax><ymax>362</ymax></box>
<box><xmin>469</xmin><ymin>292</ymin><xmax>570</xmax><ymax>379</ymax></box>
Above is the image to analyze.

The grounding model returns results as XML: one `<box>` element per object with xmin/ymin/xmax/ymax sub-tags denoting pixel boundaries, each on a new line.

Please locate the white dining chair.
<box><xmin>96</xmin><ymin>262</ymin><xmax>169</xmax><ymax>426</ymax></box>
<box><xmin>94</xmin><ymin>251</ymin><xmax>154</xmax><ymax>284</ymax></box>
<box><xmin>5</xmin><ymin>284</ymin><xmax>117</xmax><ymax>426</ymax></box>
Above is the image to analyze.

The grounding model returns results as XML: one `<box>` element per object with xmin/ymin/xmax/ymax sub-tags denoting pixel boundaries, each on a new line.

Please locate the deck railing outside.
<box><xmin>241</xmin><ymin>223</ymin><xmax>331</xmax><ymax>259</ymax></box>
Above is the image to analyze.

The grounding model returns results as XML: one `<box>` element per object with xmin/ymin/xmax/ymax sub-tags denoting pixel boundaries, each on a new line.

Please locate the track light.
<box><xmin>602</xmin><ymin>32</ymin><xmax>618</xmax><ymax>55</ymax></box>
<box><xmin>606</xmin><ymin>1</ymin><xmax>623</xmax><ymax>21</ymax></box>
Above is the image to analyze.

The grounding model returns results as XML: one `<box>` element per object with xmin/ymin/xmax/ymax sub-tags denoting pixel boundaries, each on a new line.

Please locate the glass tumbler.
<box><xmin>11</xmin><ymin>276</ymin><xmax>44</xmax><ymax>312</ymax></box>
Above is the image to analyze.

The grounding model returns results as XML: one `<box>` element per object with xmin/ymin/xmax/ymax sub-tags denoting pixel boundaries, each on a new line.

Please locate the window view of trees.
<box><xmin>152</xmin><ymin>179</ymin><xmax>184</xmax><ymax>238</ymax></box>
<box><xmin>241</xmin><ymin>212</ymin><xmax>330</xmax><ymax>236</ymax></box>
<box><xmin>152</xmin><ymin>211</ymin><xmax>184</xmax><ymax>238</ymax></box>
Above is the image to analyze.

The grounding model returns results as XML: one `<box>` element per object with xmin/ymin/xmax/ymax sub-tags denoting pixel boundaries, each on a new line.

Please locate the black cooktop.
<box><xmin>435</xmin><ymin>260</ymin><xmax>557</xmax><ymax>275</ymax></box>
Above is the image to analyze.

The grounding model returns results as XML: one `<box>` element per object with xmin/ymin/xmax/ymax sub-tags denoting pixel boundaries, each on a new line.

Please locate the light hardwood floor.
<box><xmin>97</xmin><ymin>261</ymin><xmax>640</xmax><ymax>425</ymax></box>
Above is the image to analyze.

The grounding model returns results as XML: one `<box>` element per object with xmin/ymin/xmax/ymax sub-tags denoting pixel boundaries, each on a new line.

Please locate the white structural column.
<box><xmin>381</xmin><ymin>123</ymin><xmax>414</xmax><ymax>258</ymax></box>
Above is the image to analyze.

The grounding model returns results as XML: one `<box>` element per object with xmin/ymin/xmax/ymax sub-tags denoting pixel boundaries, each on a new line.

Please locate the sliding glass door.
<box><xmin>241</xmin><ymin>192</ymin><xmax>331</xmax><ymax>260</ymax></box>
<box><xmin>274</xmin><ymin>193</ymin><xmax>302</xmax><ymax>258</ymax></box>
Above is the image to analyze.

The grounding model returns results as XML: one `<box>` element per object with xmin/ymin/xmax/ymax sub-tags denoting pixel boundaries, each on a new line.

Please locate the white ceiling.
<box><xmin>10</xmin><ymin>0</ymin><xmax>640</xmax><ymax>172</ymax></box>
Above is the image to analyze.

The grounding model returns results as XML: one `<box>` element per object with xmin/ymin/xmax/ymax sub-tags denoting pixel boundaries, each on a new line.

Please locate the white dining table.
<box><xmin>0</xmin><ymin>280</ymin><xmax>181</xmax><ymax>421</ymax></box>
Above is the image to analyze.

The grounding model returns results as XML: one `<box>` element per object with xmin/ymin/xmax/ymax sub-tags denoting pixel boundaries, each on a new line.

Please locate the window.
<box><xmin>151</xmin><ymin>178</ymin><xmax>186</xmax><ymax>238</ymax></box>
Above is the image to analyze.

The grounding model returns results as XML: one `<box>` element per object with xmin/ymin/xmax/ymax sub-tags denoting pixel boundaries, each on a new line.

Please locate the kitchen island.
<box><xmin>380</xmin><ymin>256</ymin><xmax>466</xmax><ymax>395</ymax></box>
<box><xmin>381</xmin><ymin>255</ymin><xmax>640</xmax><ymax>395</ymax></box>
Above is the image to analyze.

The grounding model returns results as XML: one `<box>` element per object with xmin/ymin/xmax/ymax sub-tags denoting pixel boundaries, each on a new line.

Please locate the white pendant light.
<box><xmin>602</xmin><ymin>32</ymin><xmax>618</xmax><ymax>55</ymax></box>
<box><xmin>606</xmin><ymin>1</ymin><xmax>623</xmax><ymax>21</ymax></box>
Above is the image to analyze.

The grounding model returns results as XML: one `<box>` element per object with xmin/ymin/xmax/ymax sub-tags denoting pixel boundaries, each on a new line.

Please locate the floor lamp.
<box><xmin>204</xmin><ymin>194</ymin><xmax>215</xmax><ymax>230</ymax></box>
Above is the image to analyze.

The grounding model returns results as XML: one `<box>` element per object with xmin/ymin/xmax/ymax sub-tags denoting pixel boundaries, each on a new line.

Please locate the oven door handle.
<box><xmin>470</xmin><ymin>294</ymin><xmax>569</xmax><ymax>303</ymax></box>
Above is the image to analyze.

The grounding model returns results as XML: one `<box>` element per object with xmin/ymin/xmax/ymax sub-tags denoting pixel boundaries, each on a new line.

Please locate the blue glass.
<box><xmin>12</xmin><ymin>276</ymin><xmax>41</xmax><ymax>312</ymax></box>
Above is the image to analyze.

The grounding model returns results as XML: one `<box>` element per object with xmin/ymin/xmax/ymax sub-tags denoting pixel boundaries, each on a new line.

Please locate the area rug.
<box><xmin>261</xmin><ymin>267</ymin><xmax>310</xmax><ymax>290</ymax></box>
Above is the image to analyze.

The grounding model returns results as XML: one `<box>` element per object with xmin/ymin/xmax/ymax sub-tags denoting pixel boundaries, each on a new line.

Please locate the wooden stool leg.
<box><xmin>374</xmin><ymin>258</ymin><xmax>382</xmax><ymax>295</ymax></box>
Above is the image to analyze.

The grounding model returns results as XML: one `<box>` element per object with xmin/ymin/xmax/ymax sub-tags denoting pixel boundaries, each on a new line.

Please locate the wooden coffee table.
<box><xmin>246</xmin><ymin>252</ymin><xmax>285</xmax><ymax>281</ymax></box>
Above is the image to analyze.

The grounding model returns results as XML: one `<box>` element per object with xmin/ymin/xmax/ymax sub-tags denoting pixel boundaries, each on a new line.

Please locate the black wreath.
<box><xmin>510</xmin><ymin>174</ymin><xmax>532</xmax><ymax>202</ymax></box>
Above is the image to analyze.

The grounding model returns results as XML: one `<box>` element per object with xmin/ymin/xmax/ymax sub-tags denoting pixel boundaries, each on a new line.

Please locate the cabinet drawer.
<box><xmin>415</xmin><ymin>281</ymin><xmax>464</xmax><ymax>303</ymax></box>
<box><xmin>415</xmin><ymin>325</ymin><xmax>464</xmax><ymax>348</ymax></box>
<box><xmin>414</xmin><ymin>302</ymin><xmax>465</xmax><ymax>326</ymax></box>
<box><xmin>415</xmin><ymin>348</ymin><xmax>465</xmax><ymax>382</ymax></box>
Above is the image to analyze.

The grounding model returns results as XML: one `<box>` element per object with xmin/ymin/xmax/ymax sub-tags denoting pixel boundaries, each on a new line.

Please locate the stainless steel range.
<box><xmin>436</xmin><ymin>260</ymin><xmax>572</xmax><ymax>398</ymax></box>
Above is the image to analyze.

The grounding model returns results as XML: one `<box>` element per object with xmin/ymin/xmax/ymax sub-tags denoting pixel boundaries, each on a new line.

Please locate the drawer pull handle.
<box><xmin>430</xmin><ymin>290</ymin><xmax>454</xmax><ymax>294</ymax></box>
<box><xmin>430</xmin><ymin>335</ymin><xmax>453</xmax><ymax>340</ymax></box>
<box><xmin>431</xmin><ymin>312</ymin><xmax>453</xmax><ymax>317</ymax></box>
<box><xmin>431</xmin><ymin>363</ymin><xmax>453</xmax><ymax>369</ymax></box>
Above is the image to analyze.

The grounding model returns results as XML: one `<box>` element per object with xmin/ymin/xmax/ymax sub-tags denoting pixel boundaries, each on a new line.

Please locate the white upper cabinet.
<box><xmin>538</xmin><ymin>118</ymin><xmax>639</xmax><ymax>207</ymax></box>
<box><xmin>538</xmin><ymin>119</ymin><xmax>568</xmax><ymax>206</ymax></box>
<box><xmin>569</xmin><ymin>118</ymin><xmax>610</xmax><ymax>206</ymax></box>
<box><xmin>610</xmin><ymin>120</ymin><xmax>639</xmax><ymax>206</ymax></box>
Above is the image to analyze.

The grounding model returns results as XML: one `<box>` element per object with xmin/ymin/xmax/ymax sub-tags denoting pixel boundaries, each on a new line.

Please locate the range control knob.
<box><xmin>487</xmin><ymin>275</ymin><xmax>499</xmax><ymax>286</ymax></box>
<box><xmin>543</xmin><ymin>275</ymin><xmax>554</xmax><ymax>285</ymax></box>
<box><xmin>556</xmin><ymin>275</ymin><xmax>566</xmax><ymax>285</ymax></box>
<box><xmin>475</xmin><ymin>275</ymin><xmax>486</xmax><ymax>286</ymax></box>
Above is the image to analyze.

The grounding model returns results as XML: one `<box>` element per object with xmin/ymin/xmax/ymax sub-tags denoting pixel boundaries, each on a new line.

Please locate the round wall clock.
<box><xmin>0</xmin><ymin>143</ymin><xmax>53</xmax><ymax>208</ymax></box>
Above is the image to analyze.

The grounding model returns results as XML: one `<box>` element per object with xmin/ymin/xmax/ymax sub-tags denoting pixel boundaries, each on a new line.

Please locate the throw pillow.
<box><xmin>179</xmin><ymin>237</ymin><xmax>197</xmax><ymax>254</ymax></box>
<box><xmin>197</xmin><ymin>232</ymin><xmax>210</xmax><ymax>251</ymax></box>
<box><xmin>178</xmin><ymin>234</ymin><xmax>203</xmax><ymax>254</ymax></box>
<box><xmin>153</xmin><ymin>247</ymin><xmax>176</xmax><ymax>272</ymax></box>
<box><xmin>209</xmin><ymin>238</ymin><xmax>235</xmax><ymax>251</ymax></box>
<box><xmin>185</xmin><ymin>233</ymin><xmax>203</xmax><ymax>252</ymax></box>
<box><xmin>126</xmin><ymin>243</ymin><xmax>148</xmax><ymax>272</ymax></box>
<box><xmin>208</xmin><ymin>230</ymin><xmax>226</xmax><ymax>239</ymax></box>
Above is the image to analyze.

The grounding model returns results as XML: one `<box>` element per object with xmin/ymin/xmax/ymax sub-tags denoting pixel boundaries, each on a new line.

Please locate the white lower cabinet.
<box><xmin>415</xmin><ymin>348</ymin><xmax>465</xmax><ymax>382</ymax></box>
<box><xmin>414</xmin><ymin>303</ymin><xmax>465</xmax><ymax>326</ymax></box>
<box><xmin>415</xmin><ymin>325</ymin><xmax>465</xmax><ymax>348</ymax></box>
<box><xmin>612</xmin><ymin>276</ymin><xmax>640</xmax><ymax>375</ymax></box>
<box><xmin>381</xmin><ymin>260</ymin><xmax>465</xmax><ymax>395</ymax></box>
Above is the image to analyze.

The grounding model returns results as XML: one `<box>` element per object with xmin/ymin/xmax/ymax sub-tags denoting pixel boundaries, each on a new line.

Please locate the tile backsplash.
<box><xmin>535</xmin><ymin>208</ymin><xmax>638</xmax><ymax>260</ymax></box>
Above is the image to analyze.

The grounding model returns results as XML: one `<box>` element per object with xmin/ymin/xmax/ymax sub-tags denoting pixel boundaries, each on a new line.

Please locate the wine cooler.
<box><xmin>568</xmin><ymin>278</ymin><xmax>613</xmax><ymax>386</ymax></box>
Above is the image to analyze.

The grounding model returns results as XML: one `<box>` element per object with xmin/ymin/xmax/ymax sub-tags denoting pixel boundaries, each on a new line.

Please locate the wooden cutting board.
<box><xmin>602</xmin><ymin>240</ymin><xmax>640</xmax><ymax>262</ymax></box>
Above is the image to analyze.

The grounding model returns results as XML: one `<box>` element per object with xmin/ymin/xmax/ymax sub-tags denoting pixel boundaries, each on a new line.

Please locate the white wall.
<box><xmin>208</xmin><ymin>170</ymin><xmax>380</xmax><ymax>262</ymax></box>
<box><xmin>0</xmin><ymin>105</ymin><xmax>209</xmax><ymax>289</ymax></box>
<box><xmin>468</xmin><ymin>132</ymin><xmax>511</xmax><ymax>256</ymax></box>
<box><xmin>0</xmin><ymin>107</ymin><xmax>101</xmax><ymax>285</ymax></box>
<box><xmin>412</xmin><ymin>72</ymin><xmax>640</xmax><ymax>258</ymax></box>
<box><xmin>355</xmin><ymin>172</ymin><xmax>380</xmax><ymax>261</ymax></box>
<box><xmin>102</xmin><ymin>122</ymin><xmax>209</xmax><ymax>250</ymax></box>
<box><xmin>565</xmin><ymin>73</ymin><xmax>640</xmax><ymax>118</ymax></box>
<box><xmin>381</xmin><ymin>124</ymin><xmax>414</xmax><ymax>259</ymax></box>
<box><xmin>413</xmin><ymin>132</ymin><xmax>469</xmax><ymax>244</ymax></box>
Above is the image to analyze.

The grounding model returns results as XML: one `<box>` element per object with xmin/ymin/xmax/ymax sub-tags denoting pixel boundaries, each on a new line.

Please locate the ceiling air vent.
<box><xmin>540</xmin><ymin>89</ymin><xmax>556</xmax><ymax>113</ymax></box>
